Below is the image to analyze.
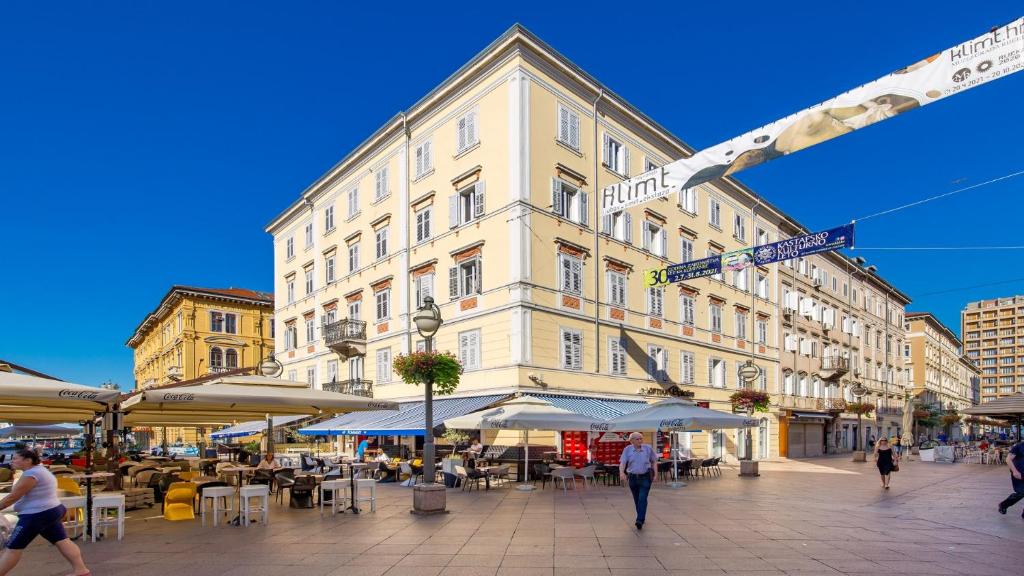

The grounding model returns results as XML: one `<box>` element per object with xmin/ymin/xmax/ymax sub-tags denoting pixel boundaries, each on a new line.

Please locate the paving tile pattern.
<box><xmin>12</xmin><ymin>456</ymin><xmax>1024</xmax><ymax>575</ymax></box>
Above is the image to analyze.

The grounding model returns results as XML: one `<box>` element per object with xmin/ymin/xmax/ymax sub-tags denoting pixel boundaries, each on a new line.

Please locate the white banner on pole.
<box><xmin>601</xmin><ymin>17</ymin><xmax>1024</xmax><ymax>216</ymax></box>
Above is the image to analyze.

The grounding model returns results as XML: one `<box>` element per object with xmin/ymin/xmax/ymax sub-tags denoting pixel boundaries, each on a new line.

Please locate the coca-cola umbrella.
<box><xmin>0</xmin><ymin>372</ymin><xmax>119</xmax><ymax>421</ymax></box>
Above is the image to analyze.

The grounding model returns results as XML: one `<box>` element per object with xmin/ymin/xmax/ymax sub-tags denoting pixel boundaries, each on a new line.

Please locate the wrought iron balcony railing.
<box><xmin>324</xmin><ymin>319</ymin><xmax>367</xmax><ymax>358</ymax></box>
<box><xmin>323</xmin><ymin>378</ymin><xmax>373</xmax><ymax>398</ymax></box>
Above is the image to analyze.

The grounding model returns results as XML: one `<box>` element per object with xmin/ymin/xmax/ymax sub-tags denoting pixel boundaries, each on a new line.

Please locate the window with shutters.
<box><xmin>679</xmin><ymin>187</ymin><xmax>697</xmax><ymax>214</ymax></box>
<box><xmin>305</xmin><ymin>317</ymin><xmax>315</xmax><ymax>343</ymax></box>
<box><xmin>600</xmin><ymin>211</ymin><xmax>631</xmax><ymax>243</ymax></box>
<box><xmin>757</xmin><ymin>319</ymin><xmax>768</xmax><ymax>344</ymax></box>
<box><xmin>284</xmin><ymin>323</ymin><xmax>297</xmax><ymax>351</ymax></box>
<box><xmin>286</xmin><ymin>279</ymin><xmax>295</xmax><ymax>304</ymax></box>
<box><xmin>415</xmin><ymin>273</ymin><xmax>434</xmax><ymax>309</ymax></box>
<box><xmin>709</xmin><ymin>303</ymin><xmax>722</xmax><ymax>333</ymax></box>
<box><xmin>305</xmin><ymin>222</ymin><xmax>313</xmax><ymax>248</ymax></box>
<box><xmin>556</xmin><ymin>104</ymin><xmax>580</xmax><ymax>151</ymax></box>
<box><xmin>327</xmin><ymin>360</ymin><xmax>338</xmax><ymax>384</ymax></box>
<box><xmin>680</xmin><ymin>294</ymin><xmax>695</xmax><ymax>326</ymax></box>
<box><xmin>374</xmin><ymin>167</ymin><xmax>389</xmax><ymax>201</ymax></box>
<box><xmin>456</xmin><ymin>110</ymin><xmax>479</xmax><ymax>154</ymax></box>
<box><xmin>210</xmin><ymin>311</ymin><xmax>225</xmax><ymax>332</ymax></box>
<box><xmin>602</xmin><ymin>133</ymin><xmax>628</xmax><ymax>176</ymax></box>
<box><xmin>286</xmin><ymin>237</ymin><xmax>294</xmax><ymax>260</ymax></box>
<box><xmin>647</xmin><ymin>345</ymin><xmax>666</xmax><ymax>381</ymax></box>
<box><xmin>376</xmin><ymin>348</ymin><xmax>392</xmax><ymax>384</ymax></box>
<box><xmin>709</xmin><ymin>357</ymin><xmax>725</xmax><ymax>388</ymax></box>
<box><xmin>347</xmin><ymin>357</ymin><xmax>363</xmax><ymax>380</ymax></box>
<box><xmin>324</xmin><ymin>205</ymin><xmax>335</xmax><ymax>232</ymax></box>
<box><xmin>458</xmin><ymin>329</ymin><xmax>481</xmax><ymax>371</ymax></box>
<box><xmin>733</xmin><ymin>268</ymin><xmax>748</xmax><ymax>292</ymax></box>
<box><xmin>375</xmin><ymin>226</ymin><xmax>388</xmax><ymax>260</ymax></box>
<box><xmin>680</xmin><ymin>351</ymin><xmax>695</xmax><ymax>384</ymax></box>
<box><xmin>324</xmin><ymin>308</ymin><xmax>336</xmax><ymax>326</ymax></box>
<box><xmin>756</xmin><ymin>227</ymin><xmax>768</xmax><ymax>245</ymax></box>
<box><xmin>756</xmin><ymin>272</ymin><xmax>769</xmax><ymax>299</ymax></box>
<box><xmin>449</xmin><ymin>182</ymin><xmax>485</xmax><ymax>228</ymax></box>
<box><xmin>680</xmin><ymin>238</ymin><xmax>693</xmax><ymax>263</ymax></box>
<box><xmin>305</xmin><ymin>268</ymin><xmax>314</xmax><ymax>294</ymax></box>
<box><xmin>607</xmin><ymin>271</ymin><xmax>626</xmax><ymax>307</ymax></box>
<box><xmin>736</xmin><ymin>311</ymin><xmax>748</xmax><ymax>340</ymax></box>
<box><xmin>559</xmin><ymin>253</ymin><xmax>583</xmax><ymax>296</ymax></box>
<box><xmin>736</xmin><ymin>361</ymin><xmax>747</xmax><ymax>389</ymax></box>
<box><xmin>374</xmin><ymin>288</ymin><xmax>390</xmax><ymax>322</ymax></box>
<box><xmin>707</xmin><ymin>249</ymin><xmax>723</xmax><ymax>281</ymax></box>
<box><xmin>414</xmin><ymin>140</ymin><xmax>433</xmax><ymax>178</ymax></box>
<box><xmin>415</xmin><ymin>206</ymin><xmax>431</xmax><ymax>243</ymax></box>
<box><xmin>709</xmin><ymin>198</ymin><xmax>721</xmax><ymax>228</ymax></box>
<box><xmin>325</xmin><ymin>255</ymin><xmax>335</xmax><ymax>283</ymax></box>
<box><xmin>348</xmin><ymin>243</ymin><xmax>360</xmax><ymax>273</ymax></box>
<box><xmin>306</xmin><ymin>366</ymin><xmax>316</xmax><ymax>387</ymax></box>
<box><xmin>642</xmin><ymin>221</ymin><xmax>666</xmax><ymax>257</ymax></box>
<box><xmin>647</xmin><ymin>287</ymin><xmax>663</xmax><ymax>318</ymax></box>
<box><xmin>348</xmin><ymin>300</ymin><xmax>361</xmax><ymax>321</ymax></box>
<box><xmin>644</xmin><ymin>158</ymin><xmax>658</xmax><ymax>172</ymax></box>
<box><xmin>561</xmin><ymin>328</ymin><xmax>583</xmax><ymax>370</ymax></box>
<box><xmin>449</xmin><ymin>257</ymin><xmax>482</xmax><ymax>300</ymax></box>
<box><xmin>347</xmin><ymin>188</ymin><xmax>359</xmax><ymax>219</ymax></box>
<box><xmin>552</xmin><ymin>179</ymin><xmax>588</xmax><ymax>226</ymax></box>
<box><xmin>608</xmin><ymin>337</ymin><xmax>627</xmax><ymax>375</ymax></box>
<box><xmin>733</xmin><ymin>213</ymin><xmax>746</xmax><ymax>241</ymax></box>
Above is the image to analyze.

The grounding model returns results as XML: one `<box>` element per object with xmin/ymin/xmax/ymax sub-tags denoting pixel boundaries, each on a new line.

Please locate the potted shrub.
<box><xmin>846</xmin><ymin>401</ymin><xmax>876</xmax><ymax>462</ymax></box>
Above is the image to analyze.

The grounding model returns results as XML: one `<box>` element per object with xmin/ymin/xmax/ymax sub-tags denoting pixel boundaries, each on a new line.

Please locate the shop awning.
<box><xmin>210</xmin><ymin>415</ymin><xmax>308</xmax><ymax>440</ymax></box>
<box><xmin>791</xmin><ymin>411</ymin><xmax>832</xmax><ymax>421</ymax></box>
<box><xmin>299</xmin><ymin>395</ymin><xmax>507</xmax><ymax>436</ymax></box>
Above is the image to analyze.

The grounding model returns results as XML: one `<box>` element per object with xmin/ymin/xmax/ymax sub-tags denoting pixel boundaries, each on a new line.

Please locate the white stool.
<box><xmin>200</xmin><ymin>486</ymin><xmax>234</xmax><ymax>527</ymax></box>
<box><xmin>354</xmin><ymin>478</ymin><xmax>376</xmax><ymax>512</ymax></box>
<box><xmin>59</xmin><ymin>496</ymin><xmax>87</xmax><ymax>539</ymax></box>
<box><xmin>91</xmin><ymin>494</ymin><xmax>125</xmax><ymax>542</ymax></box>
<box><xmin>239</xmin><ymin>485</ymin><xmax>269</xmax><ymax>527</ymax></box>
<box><xmin>320</xmin><ymin>480</ymin><xmax>349</xmax><ymax>517</ymax></box>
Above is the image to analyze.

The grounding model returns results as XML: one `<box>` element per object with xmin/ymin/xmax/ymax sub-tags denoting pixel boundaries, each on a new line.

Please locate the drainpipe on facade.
<box><xmin>401</xmin><ymin>113</ymin><xmax>413</xmax><ymax>356</ymax></box>
<box><xmin>592</xmin><ymin>89</ymin><xmax>604</xmax><ymax>374</ymax></box>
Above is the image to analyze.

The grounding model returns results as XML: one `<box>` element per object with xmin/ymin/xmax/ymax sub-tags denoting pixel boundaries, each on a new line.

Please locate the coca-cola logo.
<box><xmin>589</xmin><ymin>423</ymin><xmax>610</xmax><ymax>431</ymax></box>
<box><xmin>161</xmin><ymin>393</ymin><xmax>195</xmax><ymax>401</ymax></box>
<box><xmin>58</xmin><ymin>389</ymin><xmax>100</xmax><ymax>400</ymax></box>
<box><xmin>367</xmin><ymin>402</ymin><xmax>393</xmax><ymax>409</ymax></box>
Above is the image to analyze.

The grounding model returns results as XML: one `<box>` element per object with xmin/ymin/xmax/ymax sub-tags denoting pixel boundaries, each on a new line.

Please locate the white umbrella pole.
<box><xmin>668</xmin><ymin>429</ymin><xmax>687</xmax><ymax>488</ymax></box>
<box><xmin>517</xmin><ymin>429</ymin><xmax>534</xmax><ymax>492</ymax></box>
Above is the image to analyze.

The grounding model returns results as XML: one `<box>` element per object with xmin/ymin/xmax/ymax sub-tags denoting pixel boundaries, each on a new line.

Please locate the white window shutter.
<box><xmin>415</xmin><ymin>276</ymin><xmax>423</xmax><ymax>308</ymax></box>
<box><xmin>624</xmin><ymin>213</ymin><xmax>633</xmax><ymax>244</ymax></box>
<box><xmin>558</xmin><ymin>106</ymin><xmax>569</xmax><ymax>142</ymax></box>
<box><xmin>449</xmin><ymin>194</ymin><xmax>459</xmax><ymax>228</ymax></box>
<box><xmin>474</xmin><ymin>181</ymin><xmax>485</xmax><ymax>218</ymax></box>
<box><xmin>552</xmin><ymin>180</ymin><xmax>563</xmax><ymax>216</ymax></box>
<box><xmin>474</xmin><ymin>260</ymin><xmax>482</xmax><ymax>294</ymax></box>
<box><xmin>580</xmin><ymin>192</ymin><xmax>589</xmax><ymax>226</ymax></box>
<box><xmin>708</xmin><ymin>359</ymin><xmax>715</xmax><ymax>386</ymax></box>
<box><xmin>601</xmin><ymin>214</ymin><xmax>612</xmax><ymax>235</ymax></box>
<box><xmin>457</xmin><ymin>117</ymin><xmax>467</xmax><ymax>151</ymax></box>
<box><xmin>572</xmin><ymin>332</ymin><xmax>582</xmax><ymax>369</ymax></box>
<box><xmin>449</xmin><ymin>266</ymin><xmax>459</xmax><ymax>300</ymax></box>
<box><xmin>623</xmin><ymin>146</ymin><xmax>630</xmax><ymax>176</ymax></box>
<box><xmin>602</xmin><ymin>133</ymin><xmax>610</xmax><ymax>164</ymax></box>
<box><xmin>569</xmin><ymin>111</ymin><xmax>579</xmax><ymax>149</ymax></box>
<box><xmin>642</xmin><ymin>224</ymin><xmax>651</xmax><ymax>251</ymax></box>
<box><xmin>572</xmin><ymin>258</ymin><xmax>582</xmax><ymax>294</ymax></box>
<box><xmin>469</xmin><ymin>111</ymin><xmax>477</xmax><ymax>144</ymax></box>
<box><xmin>659</xmin><ymin>228</ymin><xmax>667</xmax><ymax>257</ymax></box>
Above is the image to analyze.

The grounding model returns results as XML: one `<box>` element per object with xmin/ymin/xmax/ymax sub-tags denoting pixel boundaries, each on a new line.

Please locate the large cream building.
<box><xmin>266</xmin><ymin>25</ymin><xmax>910</xmax><ymax>461</ymax></box>
<box><xmin>962</xmin><ymin>296</ymin><xmax>1024</xmax><ymax>404</ymax></box>
<box><xmin>904</xmin><ymin>312</ymin><xmax>979</xmax><ymax>438</ymax></box>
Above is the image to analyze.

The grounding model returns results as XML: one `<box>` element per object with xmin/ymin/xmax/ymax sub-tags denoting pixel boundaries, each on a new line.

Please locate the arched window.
<box><xmin>210</xmin><ymin>347</ymin><xmax>223</xmax><ymax>368</ymax></box>
<box><xmin>783</xmin><ymin>370</ymin><xmax>794</xmax><ymax>395</ymax></box>
<box><xmin>225</xmin><ymin>349</ymin><xmax>238</xmax><ymax>368</ymax></box>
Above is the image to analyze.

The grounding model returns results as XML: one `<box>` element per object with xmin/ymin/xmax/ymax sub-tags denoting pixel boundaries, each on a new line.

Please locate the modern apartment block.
<box><xmin>904</xmin><ymin>312</ymin><xmax>979</xmax><ymax>437</ymax></box>
<box><xmin>778</xmin><ymin>254</ymin><xmax>910</xmax><ymax>457</ymax></box>
<box><xmin>962</xmin><ymin>295</ymin><xmax>1024</xmax><ymax>403</ymax></box>
<box><xmin>265</xmin><ymin>25</ymin><xmax>912</xmax><ymax>461</ymax></box>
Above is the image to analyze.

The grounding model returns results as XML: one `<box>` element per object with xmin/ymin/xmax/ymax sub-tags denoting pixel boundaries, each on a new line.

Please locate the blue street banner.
<box><xmin>643</xmin><ymin>255</ymin><xmax>721</xmax><ymax>288</ymax></box>
<box><xmin>643</xmin><ymin>223</ymin><xmax>854</xmax><ymax>288</ymax></box>
<box><xmin>753</xmin><ymin>224</ymin><xmax>855</xmax><ymax>266</ymax></box>
<box><xmin>601</xmin><ymin>17</ymin><xmax>1024</xmax><ymax>215</ymax></box>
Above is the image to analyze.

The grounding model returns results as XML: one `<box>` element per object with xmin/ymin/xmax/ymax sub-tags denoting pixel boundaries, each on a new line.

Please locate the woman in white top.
<box><xmin>0</xmin><ymin>449</ymin><xmax>90</xmax><ymax>575</ymax></box>
<box><xmin>255</xmin><ymin>453</ymin><xmax>280</xmax><ymax>470</ymax></box>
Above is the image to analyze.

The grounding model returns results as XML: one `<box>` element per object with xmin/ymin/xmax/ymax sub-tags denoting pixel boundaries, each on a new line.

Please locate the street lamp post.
<box><xmin>411</xmin><ymin>296</ymin><xmax>446</xmax><ymax>515</ymax></box>
<box><xmin>258</xmin><ymin>354</ymin><xmax>283</xmax><ymax>457</ymax></box>
<box><xmin>850</xmin><ymin>381</ymin><xmax>868</xmax><ymax>461</ymax></box>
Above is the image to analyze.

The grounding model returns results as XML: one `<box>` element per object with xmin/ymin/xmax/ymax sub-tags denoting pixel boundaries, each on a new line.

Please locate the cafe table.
<box><xmin>219</xmin><ymin>465</ymin><xmax>255</xmax><ymax>526</ymax></box>
<box><xmin>69</xmin><ymin>472</ymin><xmax>114</xmax><ymax>541</ymax></box>
<box><xmin>347</xmin><ymin>463</ymin><xmax>368</xmax><ymax>514</ymax></box>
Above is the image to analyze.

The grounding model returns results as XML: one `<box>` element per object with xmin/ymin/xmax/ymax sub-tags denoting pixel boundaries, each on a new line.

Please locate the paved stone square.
<box><xmin>14</xmin><ymin>456</ymin><xmax>1024</xmax><ymax>576</ymax></box>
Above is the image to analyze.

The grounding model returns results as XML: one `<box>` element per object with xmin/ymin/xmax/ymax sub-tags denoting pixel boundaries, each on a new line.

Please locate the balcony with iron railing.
<box><xmin>324</xmin><ymin>319</ymin><xmax>367</xmax><ymax>359</ymax></box>
<box><xmin>820</xmin><ymin>355</ymin><xmax>850</xmax><ymax>381</ymax></box>
<box><xmin>323</xmin><ymin>378</ymin><xmax>373</xmax><ymax>398</ymax></box>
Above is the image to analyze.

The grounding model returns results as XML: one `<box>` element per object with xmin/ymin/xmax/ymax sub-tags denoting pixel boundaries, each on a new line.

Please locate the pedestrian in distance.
<box><xmin>997</xmin><ymin>440</ymin><xmax>1024</xmax><ymax>517</ymax></box>
<box><xmin>892</xmin><ymin>435</ymin><xmax>902</xmax><ymax>458</ymax></box>
<box><xmin>874</xmin><ymin>437</ymin><xmax>898</xmax><ymax>490</ymax></box>
<box><xmin>0</xmin><ymin>449</ymin><xmax>91</xmax><ymax>576</ymax></box>
<box><xmin>901</xmin><ymin>434</ymin><xmax>913</xmax><ymax>461</ymax></box>
<box><xmin>619</xmin><ymin>432</ymin><xmax>657</xmax><ymax>530</ymax></box>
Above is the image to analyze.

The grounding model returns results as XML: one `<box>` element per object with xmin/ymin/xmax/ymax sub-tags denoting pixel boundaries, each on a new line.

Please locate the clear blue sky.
<box><xmin>2</xmin><ymin>1</ymin><xmax>1021</xmax><ymax>388</ymax></box>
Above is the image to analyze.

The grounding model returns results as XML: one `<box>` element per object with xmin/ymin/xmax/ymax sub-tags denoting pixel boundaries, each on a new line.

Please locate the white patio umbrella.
<box><xmin>443</xmin><ymin>395</ymin><xmax>605</xmax><ymax>491</ymax></box>
<box><xmin>607</xmin><ymin>398</ymin><xmax>758</xmax><ymax>487</ymax></box>
<box><xmin>0</xmin><ymin>372</ymin><xmax>119</xmax><ymax>417</ymax></box>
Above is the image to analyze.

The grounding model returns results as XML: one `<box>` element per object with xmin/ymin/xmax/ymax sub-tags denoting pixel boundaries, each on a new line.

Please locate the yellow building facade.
<box><xmin>905</xmin><ymin>312</ymin><xmax>979</xmax><ymax>438</ymax></box>
<box><xmin>266</xmin><ymin>26</ymin><xmax>912</xmax><ymax>461</ymax></box>
<box><xmin>126</xmin><ymin>285</ymin><xmax>275</xmax><ymax>446</ymax></box>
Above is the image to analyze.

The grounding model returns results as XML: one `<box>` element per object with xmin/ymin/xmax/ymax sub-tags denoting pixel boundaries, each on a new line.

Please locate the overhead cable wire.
<box><xmin>912</xmin><ymin>277</ymin><xmax>1024</xmax><ymax>298</ymax></box>
<box><xmin>853</xmin><ymin>169</ymin><xmax>1024</xmax><ymax>223</ymax></box>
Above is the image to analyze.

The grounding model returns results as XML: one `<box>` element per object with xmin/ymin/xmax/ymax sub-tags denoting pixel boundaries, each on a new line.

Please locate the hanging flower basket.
<box><xmin>392</xmin><ymin>351</ymin><xmax>463</xmax><ymax>396</ymax></box>
<box><xmin>729</xmin><ymin>389</ymin><xmax>771</xmax><ymax>413</ymax></box>
<box><xmin>846</xmin><ymin>401</ymin><xmax>876</xmax><ymax>416</ymax></box>
<box><xmin>940</xmin><ymin>412</ymin><xmax>962</xmax><ymax>426</ymax></box>
<box><xmin>912</xmin><ymin>409</ymin><xmax>932</xmax><ymax>420</ymax></box>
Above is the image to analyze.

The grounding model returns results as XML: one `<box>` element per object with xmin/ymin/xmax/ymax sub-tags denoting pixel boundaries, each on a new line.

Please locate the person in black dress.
<box><xmin>874</xmin><ymin>437</ymin><xmax>898</xmax><ymax>489</ymax></box>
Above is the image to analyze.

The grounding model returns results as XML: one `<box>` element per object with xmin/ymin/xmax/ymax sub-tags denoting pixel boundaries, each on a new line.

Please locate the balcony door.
<box><xmin>348</xmin><ymin>357</ymin><xmax>364</xmax><ymax>381</ymax></box>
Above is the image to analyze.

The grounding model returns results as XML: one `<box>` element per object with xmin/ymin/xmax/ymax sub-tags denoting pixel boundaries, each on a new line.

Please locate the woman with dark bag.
<box><xmin>0</xmin><ymin>449</ymin><xmax>90</xmax><ymax>575</ymax></box>
<box><xmin>874</xmin><ymin>437</ymin><xmax>898</xmax><ymax>490</ymax></box>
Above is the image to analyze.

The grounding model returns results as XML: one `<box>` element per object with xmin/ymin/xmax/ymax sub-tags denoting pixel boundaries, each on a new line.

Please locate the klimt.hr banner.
<box><xmin>602</xmin><ymin>17</ymin><xmax>1024</xmax><ymax>215</ymax></box>
<box><xmin>642</xmin><ymin>224</ymin><xmax>854</xmax><ymax>288</ymax></box>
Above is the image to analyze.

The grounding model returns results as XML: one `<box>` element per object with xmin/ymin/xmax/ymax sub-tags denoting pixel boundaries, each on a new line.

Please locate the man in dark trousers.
<box><xmin>998</xmin><ymin>439</ymin><xmax>1024</xmax><ymax>517</ymax></box>
<box><xmin>619</xmin><ymin>432</ymin><xmax>657</xmax><ymax>530</ymax></box>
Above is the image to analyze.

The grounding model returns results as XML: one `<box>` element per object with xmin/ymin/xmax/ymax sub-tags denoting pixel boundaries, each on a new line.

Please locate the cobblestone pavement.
<box><xmin>13</xmin><ymin>456</ymin><xmax>1024</xmax><ymax>576</ymax></box>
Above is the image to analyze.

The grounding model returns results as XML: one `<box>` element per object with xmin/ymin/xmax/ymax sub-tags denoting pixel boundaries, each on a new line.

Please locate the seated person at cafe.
<box><xmin>465</xmin><ymin>438</ymin><xmax>483</xmax><ymax>468</ymax></box>
<box><xmin>256</xmin><ymin>452</ymin><xmax>280</xmax><ymax>470</ymax></box>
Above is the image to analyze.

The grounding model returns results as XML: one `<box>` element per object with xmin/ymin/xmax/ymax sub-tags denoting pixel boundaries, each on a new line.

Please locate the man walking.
<box><xmin>619</xmin><ymin>432</ymin><xmax>657</xmax><ymax>530</ymax></box>
<box><xmin>997</xmin><ymin>439</ymin><xmax>1024</xmax><ymax>517</ymax></box>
